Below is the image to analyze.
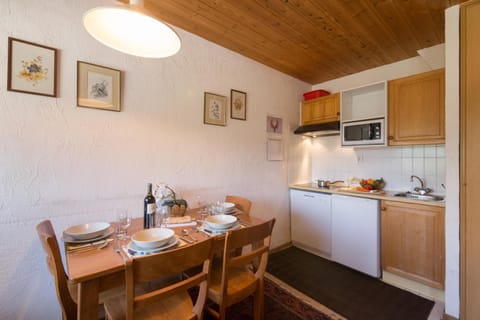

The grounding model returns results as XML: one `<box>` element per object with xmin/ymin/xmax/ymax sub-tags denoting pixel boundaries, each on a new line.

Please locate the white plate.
<box><xmin>64</xmin><ymin>222</ymin><xmax>111</xmax><ymax>240</ymax></box>
<box><xmin>201</xmin><ymin>222</ymin><xmax>241</xmax><ymax>234</ymax></box>
<box><xmin>126</xmin><ymin>236</ymin><xmax>179</xmax><ymax>255</ymax></box>
<box><xmin>205</xmin><ymin>214</ymin><xmax>238</xmax><ymax>229</ymax></box>
<box><xmin>62</xmin><ymin>227</ymin><xmax>114</xmax><ymax>244</ymax></box>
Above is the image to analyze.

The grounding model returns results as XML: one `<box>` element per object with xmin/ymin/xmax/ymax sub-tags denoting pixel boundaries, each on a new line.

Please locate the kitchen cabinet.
<box><xmin>301</xmin><ymin>93</ymin><xmax>340</xmax><ymax>125</ymax></box>
<box><xmin>331</xmin><ymin>195</ymin><xmax>380</xmax><ymax>277</ymax></box>
<box><xmin>381</xmin><ymin>200</ymin><xmax>445</xmax><ymax>289</ymax></box>
<box><xmin>388</xmin><ymin>69</ymin><xmax>445</xmax><ymax>145</ymax></box>
<box><xmin>290</xmin><ymin>189</ymin><xmax>331</xmax><ymax>257</ymax></box>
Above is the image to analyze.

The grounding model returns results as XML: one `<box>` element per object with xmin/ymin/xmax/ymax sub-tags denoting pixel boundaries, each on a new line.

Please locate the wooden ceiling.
<box><xmin>121</xmin><ymin>0</ymin><xmax>465</xmax><ymax>84</ymax></box>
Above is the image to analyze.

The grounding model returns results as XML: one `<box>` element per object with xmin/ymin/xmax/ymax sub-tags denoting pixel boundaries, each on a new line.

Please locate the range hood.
<box><xmin>294</xmin><ymin>121</ymin><xmax>340</xmax><ymax>137</ymax></box>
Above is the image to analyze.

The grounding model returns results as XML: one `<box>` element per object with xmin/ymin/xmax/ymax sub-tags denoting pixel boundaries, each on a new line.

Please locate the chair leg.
<box><xmin>253</xmin><ymin>286</ymin><xmax>264</xmax><ymax>320</ymax></box>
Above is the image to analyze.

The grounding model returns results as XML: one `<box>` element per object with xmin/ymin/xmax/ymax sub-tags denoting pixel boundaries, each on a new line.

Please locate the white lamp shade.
<box><xmin>83</xmin><ymin>6</ymin><xmax>181</xmax><ymax>58</ymax></box>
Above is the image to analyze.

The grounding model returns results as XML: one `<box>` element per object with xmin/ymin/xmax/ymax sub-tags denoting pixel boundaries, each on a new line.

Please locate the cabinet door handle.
<box><xmin>303</xmin><ymin>194</ymin><xmax>314</xmax><ymax>198</ymax></box>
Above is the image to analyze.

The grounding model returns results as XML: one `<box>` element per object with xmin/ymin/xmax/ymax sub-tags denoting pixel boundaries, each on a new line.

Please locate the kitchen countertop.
<box><xmin>290</xmin><ymin>183</ymin><xmax>445</xmax><ymax>208</ymax></box>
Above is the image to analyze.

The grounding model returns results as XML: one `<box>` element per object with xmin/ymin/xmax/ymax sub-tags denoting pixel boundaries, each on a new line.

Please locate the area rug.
<box><xmin>203</xmin><ymin>274</ymin><xmax>345</xmax><ymax>320</ymax></box>
<box><xmin>267</xmin><ymin>246</ymin><xmax>436</xmax><ymax>320</ymax></box>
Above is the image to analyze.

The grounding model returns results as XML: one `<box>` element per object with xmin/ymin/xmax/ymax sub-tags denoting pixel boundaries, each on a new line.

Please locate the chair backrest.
<box><xmin>225</xmin><ymin>195</ymin><xmax>252</xmax><ymax>215</ymax></box>
<box><xmin>219</xmin><ymin>218</ymin><xmax>275</xmax><ymax>301</ymax></box>
<box><xmin>36</xmin><ymin>220</ymin><xmax>77</xmax><ymax>320</ymax></box>
<box><xmin>125</xmin><ymin>237</ymin><xmax>215</xmax><ymax>320</ymax></box>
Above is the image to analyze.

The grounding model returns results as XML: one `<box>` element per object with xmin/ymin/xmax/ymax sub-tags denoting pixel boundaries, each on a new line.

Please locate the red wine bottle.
<box><xmin>144</xmin><ymin>183</ymin><xmax>156</xmax><ymax>228</ymax></box>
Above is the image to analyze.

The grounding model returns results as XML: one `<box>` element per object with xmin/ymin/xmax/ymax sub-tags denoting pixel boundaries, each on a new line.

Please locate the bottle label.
<box><xmin>147</xmin><ymin>203</ymin><xmax>156</xmax><ymax>214</ymax></box>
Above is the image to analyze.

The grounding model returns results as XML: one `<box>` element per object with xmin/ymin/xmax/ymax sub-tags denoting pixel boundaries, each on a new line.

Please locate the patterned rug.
<box><xmin>204</xmin><ymin>273</ymin><xmax>345</xmax><ymax>320</ymax></box>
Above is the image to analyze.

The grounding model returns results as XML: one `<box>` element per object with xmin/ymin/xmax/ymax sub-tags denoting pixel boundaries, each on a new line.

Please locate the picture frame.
<box><xmin>204</xmin><ymin>92</ymin><xmax>227</xmax><ymax>126</ymax></box>
<box><xmin>77</xmin><ymin>61</ymin><xmax>121</xmax><ymax>112</ymax></box>
<box><xmin>7</xmin><ymin>37</ymin><xmax>58</xmax><ymax>97</ymax></box>
<box><xmin>230</xmin><ymin>89</ymin><xmax>246</xmax><ymax>120</ymax></box>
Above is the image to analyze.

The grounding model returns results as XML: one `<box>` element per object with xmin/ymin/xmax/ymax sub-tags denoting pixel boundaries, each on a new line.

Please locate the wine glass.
<box><xmin>117</xmin><ymin>212</ymin><xmax>132</xmax><ymax>240</ymax></box>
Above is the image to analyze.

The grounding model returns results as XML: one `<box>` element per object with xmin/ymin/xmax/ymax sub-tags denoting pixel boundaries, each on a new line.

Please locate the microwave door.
<box><xmin>344</xmin><ymin>125</ymin><xmax>362</xmax><ymax>141</ymax></box>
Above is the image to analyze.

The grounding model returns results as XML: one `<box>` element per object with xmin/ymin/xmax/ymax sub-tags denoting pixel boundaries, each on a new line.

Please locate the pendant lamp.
<box><xmin>83</xmin><ymin>0</ymin><xmax>181</xmax><ymax>58</ymax></box>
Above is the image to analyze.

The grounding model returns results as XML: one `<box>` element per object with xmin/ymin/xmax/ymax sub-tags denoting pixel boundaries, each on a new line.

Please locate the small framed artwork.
<box><xmin>204</xmin><ymin>92</ymin><xmax>227</xmax><ymax>126</ymax></box>
<box><xmin>267</xmin><ymin>138</ymin><xmax>283</xmax><ymax>161</ymax></box>
<box><xmin>7</xmin><ymin>37</ymin><xmax>58</xmax><ymax>97</ymax></box>
<box><xmin>267</xmin><ymin>115</ymin><xmax>283</xmax><ymax>134</ymax></box>
<box><xmin>230</xmin><ymin>89</ymin><xmax>246</xmax><ymax>120</ymax></box>
<box><xmin>77</xmin><ymin>61</ymin><xmax>121</xmax><ymax>112</ymax></box>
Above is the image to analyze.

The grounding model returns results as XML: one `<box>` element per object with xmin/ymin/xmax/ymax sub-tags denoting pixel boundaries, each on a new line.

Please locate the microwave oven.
<box><xmin>341</xmin><ymin>118</ymin><xmax>385</xmax><ymax>146</ymax></box>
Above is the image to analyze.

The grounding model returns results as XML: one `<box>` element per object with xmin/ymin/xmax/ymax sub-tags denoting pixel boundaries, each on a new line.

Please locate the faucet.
<box><xmin>410</xmin><ymin>175</ymin><xmax>432</xmax><ymax>195</ymax></box>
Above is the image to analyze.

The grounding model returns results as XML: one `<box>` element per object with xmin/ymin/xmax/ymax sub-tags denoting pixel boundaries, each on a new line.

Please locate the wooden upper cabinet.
<box><xmin>301</xmin><ymin>93</ymin><xmax>340</xmax><ymax>125</ymax></box>
<box><xmin>388</xmin><ymin>69</ymin><xmax>445</xmax><ymax>145</ymax></box>
<box><xmin>381</xmin><ymin>200</ymin><xmax>445</xmax><ymax>289</ymax></box>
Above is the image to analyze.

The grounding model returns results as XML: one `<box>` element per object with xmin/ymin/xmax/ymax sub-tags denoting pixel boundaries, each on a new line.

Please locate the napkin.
<box><xmin>163</xmin><ymin>216</ymin><xmax>197</xmax><ymax>228</ymax></box>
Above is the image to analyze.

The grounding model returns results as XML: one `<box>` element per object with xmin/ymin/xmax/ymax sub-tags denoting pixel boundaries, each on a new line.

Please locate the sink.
<box><xmin>394</xmin><ymin>192</ymin><xmax>445</xmax><ymax>202</ymax></box>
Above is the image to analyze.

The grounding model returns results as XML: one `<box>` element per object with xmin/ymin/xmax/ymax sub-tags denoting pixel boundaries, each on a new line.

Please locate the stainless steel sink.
<box><xmin>394</xmin><ymin>192</ymin><xmax>445</xmax><ymax>202</ymax></box>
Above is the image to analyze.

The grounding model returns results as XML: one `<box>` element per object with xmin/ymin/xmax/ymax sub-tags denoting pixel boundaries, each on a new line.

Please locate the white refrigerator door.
<box><xmin>331</xmin><ymin>194</ymin><xmax>380</xmax><ymax>277</ymax></box>
<box><xmin>290</xmin><ymin>190</ymin><xmax>331</xmax><ymax>256</ymax></box>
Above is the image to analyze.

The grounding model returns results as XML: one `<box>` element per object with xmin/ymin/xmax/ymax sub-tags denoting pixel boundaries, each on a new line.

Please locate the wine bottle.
<box><xmin>144</xmin><ymin>183</ymin><xmax>156</xmax><ymax>228</ymax></box>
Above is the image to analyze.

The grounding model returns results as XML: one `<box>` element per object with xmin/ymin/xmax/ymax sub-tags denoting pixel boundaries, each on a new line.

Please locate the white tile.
<box><xmin>413</xmin><ymin>145</ymin><xmax>425</xmax><ymax>158</ymax></box>
<box><xmin>425</xmin><ymin>158</ymin><xmax>437</xmax><ymax>176</ymax></box>
<box><xmin>436</xmin><ymin>145</ymin><xmax>446</xmax><ymax>157</ymax></box>
<box><xmin>401</xmin><ymin>146</ymin><xmax>413</xmax><ymax>158</ymax></box>
<box><xmin>424</xmin><ymin>145</ymin><xmax>436</xmax><ymax>158</ymax></box>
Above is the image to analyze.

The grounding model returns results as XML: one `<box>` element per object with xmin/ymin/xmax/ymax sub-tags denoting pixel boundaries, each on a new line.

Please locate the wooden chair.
<box><xmin>36</xmin><ymin>220</ymin><xmax>122</xmax><ymax>320</ymax></box>
<box><xmin>103</xmin><ymin>237</ymin><xmax>215</xmax><ymax>320</ymax></box>
<box><xmin>36</xmin><ymin>220</ymin><xmax>78</xmax><ymax>320</ymax></box>
<box><xmin>206</xmin><ymin>218</ymin><xmax>276</xmax><ymax>320</ymax></box>
<box><xmin>225</xmin><ymin>195</ymin><xmax>252</xmax><ymax>215</ymax></box>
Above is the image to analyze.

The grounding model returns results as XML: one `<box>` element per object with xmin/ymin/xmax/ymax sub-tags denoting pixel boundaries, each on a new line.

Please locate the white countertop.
<box><xmin>289</xmin><ymin>183</ymin><xmax>445</xmax><ymax>208</ymax></box>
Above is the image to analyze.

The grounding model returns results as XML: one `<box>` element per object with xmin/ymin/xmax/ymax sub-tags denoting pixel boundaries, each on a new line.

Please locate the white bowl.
<box><xmin>132</xmin><ymin>228</ymin><xmax>175</xmax><ymax>249</ymax></box>
<box><xmin>215</xmin><ymin>202</ymin><xmax>236</xmax><ymax>213</ymax></box>
<box><xmin>64</xmin><ymin>222</ymin><xmax>110</xmax><ymax>240</ymax></box>
<box><xmin>205</xmin><ymin>214</ymin><xmax>238</xmax><ymax>230</ymax></box>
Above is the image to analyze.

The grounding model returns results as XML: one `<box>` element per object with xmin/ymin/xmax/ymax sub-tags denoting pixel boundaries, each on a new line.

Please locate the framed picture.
<box><xmin>7</xmin><ymin>37</ymin><xmax>58</xmax><ymax>97</ymax></box>
<box><xmin>204</xmin><ymin>92</ymin><xmax>227</xmax><ymax>126</ymax></box>
<box><xmin>77</xmin><ymin>61</ymin><xmax>121</xmax><ymax>112</ymax></box>
<box><xmin>267</xmin><ymin>115</ymin><xmax>283</xmax><ymax>134</ymax></box>
<box><xmin>230</xmin><ymin>89</ymin><xmax>246</xmax><ymax>120</ymax></box>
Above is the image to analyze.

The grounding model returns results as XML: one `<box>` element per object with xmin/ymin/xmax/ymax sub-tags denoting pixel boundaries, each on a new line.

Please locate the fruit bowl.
<box><xmin>359</xmin><ymin>178</ymin><xmax>385</xmax><ymax>191</ymax></box>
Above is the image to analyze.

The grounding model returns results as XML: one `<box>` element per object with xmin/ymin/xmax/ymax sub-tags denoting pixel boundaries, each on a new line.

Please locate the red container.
<box><xmin>303</xmin><ymin>89</ymin><xmax>330</xmax><ymax>101</ymax></box>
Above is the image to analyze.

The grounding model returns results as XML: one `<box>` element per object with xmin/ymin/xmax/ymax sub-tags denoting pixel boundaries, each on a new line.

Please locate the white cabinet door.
<box><xmin>290</xmin><ymin>189</ymin><xmax>331</xmax><ymax>256</ymax></box>
<box><xmin>331</xmin><ymin>194</ymin><xmax>380</xmax><ymax>277</ymax></box>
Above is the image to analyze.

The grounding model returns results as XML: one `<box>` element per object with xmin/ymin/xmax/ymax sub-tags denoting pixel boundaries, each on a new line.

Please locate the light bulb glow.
<box><xmin>83</xmin><ymin>6</ymin><xmax>181</xmax><ymax>58</ymax></box>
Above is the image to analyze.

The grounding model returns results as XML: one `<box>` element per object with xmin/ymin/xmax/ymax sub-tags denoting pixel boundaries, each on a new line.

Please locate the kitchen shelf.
<box><xmin>341</xmin><ymin>81</ymin><xmax>387</xmax><ymax>122</ymax></box>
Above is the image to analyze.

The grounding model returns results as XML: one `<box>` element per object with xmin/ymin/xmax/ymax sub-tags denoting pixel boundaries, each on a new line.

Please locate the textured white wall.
<box><xmin>444</xmin><ymin>5</ymin><xmax>460</xmax><ymax>318</ymax></box>
<box><xmin>0</xmin><ymin>0</ymin><xmax>310</xmax><ymax>318</ymax></box>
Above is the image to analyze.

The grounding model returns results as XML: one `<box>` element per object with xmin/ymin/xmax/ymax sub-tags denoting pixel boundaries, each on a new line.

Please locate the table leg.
<box><xmin>77</xmin><ymin>279</ymin><xmax>100</xmax><ymax>320</ymax></box>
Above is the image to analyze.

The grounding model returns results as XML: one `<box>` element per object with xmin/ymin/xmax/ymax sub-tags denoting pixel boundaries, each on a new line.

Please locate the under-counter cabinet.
<box><xmin>388</xmin><ymin>69</ymin><xmax>445</xmax><ymax>145</ymax></box>
<box><xmin>290</xmin><ymin>190</ymin><xmax>331</xmax><ymax>257</ymax></box>
<box><xmin>301</xmin><ymin>93</ymin><xmax>340</xmax><ymax>125</ymax></box>
<box><xmin>381</xmin><ymin>200</ymin><xmax>445</xmax><ymax>289</ymax></box>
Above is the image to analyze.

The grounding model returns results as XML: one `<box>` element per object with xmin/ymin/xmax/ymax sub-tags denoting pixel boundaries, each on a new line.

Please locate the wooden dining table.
<box><xmin>65</xmin><ymin>208</ymin><xmax>263</xmax><ymax>320</ymax></box>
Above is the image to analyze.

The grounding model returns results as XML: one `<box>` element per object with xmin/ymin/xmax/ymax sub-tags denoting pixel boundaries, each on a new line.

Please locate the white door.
<box><xmin>290</xmin><ymin>189</ymin><xmax>331</xmax><ymax>256</ymax></box>
<box><xmin>331</xmin><ymin>194</ymin><xmax>380</xmax><ymax>277</ymax></box>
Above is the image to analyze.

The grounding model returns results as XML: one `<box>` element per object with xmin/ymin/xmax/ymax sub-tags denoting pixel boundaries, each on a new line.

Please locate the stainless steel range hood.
<box><xmin>294</xmin><ymin>121</ymin><xmax>340</xmax><ymax>137</ymax></box>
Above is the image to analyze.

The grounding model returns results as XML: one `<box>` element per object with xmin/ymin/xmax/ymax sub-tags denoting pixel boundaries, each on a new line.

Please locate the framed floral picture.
<box><xmin>230</xmin><ymin>89</ymin><xmax>246</xmax><ymax>120</ymax></box>
<box><xmin>7</xmin><ymin>37</ymin><xmax>58</xmax><ymax>97</ymax></box>
<box><xmin>204</xmin><ymin>92</ymin><xmax>227</xmax><ymax>126</ymax></box>
<box><xmin>77</xmin><ymin>61</ymin><xmax>121</xmax><ymax>112</ymax></box>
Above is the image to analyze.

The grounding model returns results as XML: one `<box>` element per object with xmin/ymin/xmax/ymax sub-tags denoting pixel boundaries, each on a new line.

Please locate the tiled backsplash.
<box><xmin>310</xmin><ymin>136</ymin><xmax>445</xmax><ymax>195</ymax></box>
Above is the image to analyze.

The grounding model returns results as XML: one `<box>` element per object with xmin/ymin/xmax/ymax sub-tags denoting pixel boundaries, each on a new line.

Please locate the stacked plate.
<box><xmin>131</xmin><ymin>228</ymin><xmax>175</xmax><ymax>249</ymax></box>
<box><xmin>63</xmin><ymin>222</ymin><xmax>113</xmax><ymax>243</ymax></box>
<box><xmin>204</xmin><ymin>214</ymin><xmax>239</xmax><ymax>233</ymax></box>
<box><xmin>214</xmin><ymin>202</ymin><xmax>236</xmax><ymax>214</ymax></box>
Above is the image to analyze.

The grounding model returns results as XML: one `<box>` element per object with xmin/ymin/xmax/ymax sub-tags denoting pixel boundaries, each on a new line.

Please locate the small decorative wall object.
<box><xmin>204</xmin><ymin>92</ymin><xmax>227</xmax><ymax>126</ymax></box>
<box><xmin>267</xmin><ymin>138</ymin><xmax>283</xmax><ymax>161</ymax></box>
<box><xmin>267</xmin><ymin>115</ymin><xmax>283</xmax><ymax>136</ymax></box>
<box><xmin>230</xmin><ymin>89</ymin><xmax>246</xmax><ymax>120</ymax></box>
<box><xmin>7</xmin><ymin>37</ymin><xmax>58</xmax><ymax>97</ymax></box>
<box><xmin>77</xmin><ymin>61</ymin><xmax>121</xmax><ymax>112</ymax></box>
